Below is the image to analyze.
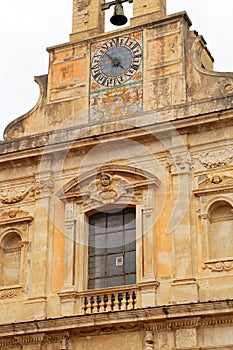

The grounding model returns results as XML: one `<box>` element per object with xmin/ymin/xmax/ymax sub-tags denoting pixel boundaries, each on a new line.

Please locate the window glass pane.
<box><xmin>125</xmin><ymin>251</ymin><xmax>136</xmax><ymax>273</ymax></box>
<box><xmin>125</xmin><ymin>274</ymin><xmax>136</xmax><ymax>285</ymax></box>
<box><xmin>89</xmin><ymin>278</ymin><xmax>105</xmax><ymax>289</ymax></box>
<box><xmin>107</xmin><ymin>212</ymin><xmax>123</xmax><ymax>233</ymax></box>
<box><xmin>124</xmin><ymin>229</ymin><xmax>136</xmax><ymax>251</ymax></box>
<box><xmin>106</xmin><ymin>276</ymin><xmax>123</xmax><ymax>288</ymax></box>
<box><xmin>89</xmin><ymin>256</ymin><xmax>105</xmax><ymax>279</ymax></box>
<box><xmin>107</xmin><ymin>232</ymin><xmax>122</xmax><ymax>253</ymax></box>
<box><xmin>89</xmin><ymin>233</ymin><xmax>106</xmax><ymax>255</ymax></box>
<box><xmin>124</xmin><ymin>208</ymin><xmax>136</xmax><ymax>228</ymax></box>
<box><xmin>107</xmin><ymin>254</ymin><xmax>123</xmax><ymax>276</ymax></box>
<box><xmin>90</xmin><ymin>212</ymin><xmax>106</xmax><ymax>228</ymax></box>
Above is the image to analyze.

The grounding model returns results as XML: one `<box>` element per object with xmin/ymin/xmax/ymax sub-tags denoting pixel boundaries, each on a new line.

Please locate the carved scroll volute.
<box><xmin>143</xmin><ymin>328</ymin><xmax>155</xmax><ymax>350</ymax></box>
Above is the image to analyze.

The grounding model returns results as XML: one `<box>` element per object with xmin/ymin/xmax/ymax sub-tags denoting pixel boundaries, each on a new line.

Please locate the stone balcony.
<box><xmin>82</xmin><ymin>285</ymin><xmax>137</xmax><ymax>314</ymax></box>
<box><xmin>58</xmin><ymin>281</ymin><xmax>159</xmax><ymax>317</ymax></box>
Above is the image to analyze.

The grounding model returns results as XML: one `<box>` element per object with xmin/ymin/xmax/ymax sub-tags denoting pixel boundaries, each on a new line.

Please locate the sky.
<box><xmin>0</xmin><ymin>0</ymin><xmax>232</xmax><ymax>140</ymax></box>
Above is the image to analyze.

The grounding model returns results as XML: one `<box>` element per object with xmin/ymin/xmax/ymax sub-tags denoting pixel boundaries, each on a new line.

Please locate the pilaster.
<box><xmin>28</xmin><ymin>162</ymin><xmax>54</xmax><ymax>318</ymax></box>
<box><xmin>169</xmin><ymin>136</ymin><xmax>199</xmax><ymax>303</ymax></box>
<box><xmin>59</xmin><ymin>202</ymin><xmax>76</xmax><ymax>316</ymax></box>
<box><xmin>137</xmin><ymin>187</ymin><xmax>159</xmax><ymax>307</ymax></box>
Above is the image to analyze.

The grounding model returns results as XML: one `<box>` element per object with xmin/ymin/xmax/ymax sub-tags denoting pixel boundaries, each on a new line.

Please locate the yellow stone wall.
<box><xmin>1</xmin><ymin>0</ymin><xmax>233</xmax><ymax>349</ymax></box>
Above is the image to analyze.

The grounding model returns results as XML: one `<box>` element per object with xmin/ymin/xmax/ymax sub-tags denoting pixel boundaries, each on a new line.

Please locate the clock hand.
<box><xmin>105</xmin><ymin>53</ymin><xmax>124</xmax><ymax>69</ymax></box>
<box><xmin>106</xmin><ymin>53</ymin><xmax>114</xmax><ymax>61</ymax></box>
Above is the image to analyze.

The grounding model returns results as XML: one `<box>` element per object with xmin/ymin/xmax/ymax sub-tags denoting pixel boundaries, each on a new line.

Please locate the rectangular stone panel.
<box><xmin>75</xmin><ymin>332</ymin><xmax>142</xmax><ymax>350</ymax></box>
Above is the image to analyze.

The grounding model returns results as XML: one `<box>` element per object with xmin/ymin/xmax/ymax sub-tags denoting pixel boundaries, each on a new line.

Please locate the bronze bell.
<box><xmin>110</xmin><ymin>2</ymin><xmax>128</xmax><ymax>26</ymax></box>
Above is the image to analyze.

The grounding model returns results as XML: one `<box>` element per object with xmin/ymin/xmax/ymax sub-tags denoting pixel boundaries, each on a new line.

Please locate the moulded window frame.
<box><xmin>87</xmin><ymin>206</ymin><xmax>137</xmax><ymax>290</ymax></box>
<box><xmin>75</xmin><ymin>203</ymin><xmax>143</xmax><ymax>293</ymax></box>
<box><xmin>58</xmin><ymin>166</ymin><xmax>161</xmax><ymax>315</ymax></box>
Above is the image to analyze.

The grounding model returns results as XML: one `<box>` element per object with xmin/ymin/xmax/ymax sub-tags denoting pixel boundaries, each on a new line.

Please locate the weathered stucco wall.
<box><xmin>1</xmin><ymin>0</ymin><xmax>233</xmax><ymax>349</ymax></box>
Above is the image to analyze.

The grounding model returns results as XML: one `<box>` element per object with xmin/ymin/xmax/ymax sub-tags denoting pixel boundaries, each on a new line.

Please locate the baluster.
<box><xmin>118</xmin><ymin>293</ymin><xmax>123</xmax><ymax>310</ymax></box>
<box><xmin>125</xmin><ymin>292</ymin><xmax>130</xmax><ymax>310</ymax></box>
<box><xmin>132</xmin><ymin>291</ymin><xmax>137</xmax><ymax>309</ymax></box>
<box><xmin>121</xmin><ymin>292</ymin><xmax>127</xmax><ymax>310</ymax></box>
<box><xmin>99</xmin><ymin>295</ymin><xmax>105</xmax><ymax>312</ymax></box>
<box><xmin>113</xmin><ymin>293</ymin><xmax>119</xmax><ymax>311</ymax></box>
<box><xmin>127</xmin><ymin>291</ymin><xmax>134</xmax><ymax>309</ymax></box>
<box><xmin>92</xmin><ymin>296</ymin><xmax>99</xmax><ymax>313</ymax></box>
<box><xmin>83</xmin><ymin>297</ymin><xmax>88</xmax><ymax>314</ymax></box>
<box><xmin>90</xmin><ymin>296</ymin><xmax>95</xmax><ymax>313</ymax></box>
<box><xmin>86</xmin><ymin>297</ymin><xmax>92</xmax><ymax>314</ymax></box>
<box><xmin>106</xmin><ymin>294</ymin><xmax>112</xmax><ymax>312</ymax></box>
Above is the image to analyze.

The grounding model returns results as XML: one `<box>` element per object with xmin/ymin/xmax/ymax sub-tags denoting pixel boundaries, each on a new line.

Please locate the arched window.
<box><xmin>0</xmin><ymin>232</ymin><xmax>22</xmax><ymax>286</ymax></box>
<box><xmin>88</xmin><ymin>207</ymin><xmax>136</xmax><ymax>289</ymax></box>
<box><xmin>209</xmin><ymin>201</ymin><xmax>233</xmax><ymax>260</ymax></box>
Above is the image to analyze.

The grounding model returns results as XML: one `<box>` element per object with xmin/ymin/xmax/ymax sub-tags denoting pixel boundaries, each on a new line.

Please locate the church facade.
<box><xmin>1</xmin><ymin>0</ymin><xmax>233</xmax><ymax>349</ymax></box>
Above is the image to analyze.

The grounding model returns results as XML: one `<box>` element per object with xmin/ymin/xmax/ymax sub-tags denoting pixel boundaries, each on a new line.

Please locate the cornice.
<box><xmin>46</xmin><ymin>11</ymin><xmax>191</xmax><ymax>53</ymax></box>
<box><xmin>0</xmin><ymin>102</ymin><xmax>233</xmax><ymax>164</ymax></box>
<box><xmin>1</xmin><ymin>299</ymin><xmax>233</xmax><ymax>339</ymax></box>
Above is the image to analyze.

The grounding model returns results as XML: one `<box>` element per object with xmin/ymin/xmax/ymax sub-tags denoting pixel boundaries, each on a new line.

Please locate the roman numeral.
<box><xmin>93</xmin><ymin>72</ymin><xmax>101</xmax><ymax>80</ymax></box>
<box><xmin>131</xmin><ymin>64</ymin><xmax>140</xmax><ymax>70</ymax></box>
<box><xmin>91</xmin><ymin>64</ymin><xmax>99</xmax><ymax>70</ymax></box>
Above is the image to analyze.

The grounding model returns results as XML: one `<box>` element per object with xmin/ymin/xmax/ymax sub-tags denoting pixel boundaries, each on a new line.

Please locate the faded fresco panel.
<box><xmin>90</xmin><ymin>83</ymin><xmax>143</xmax><ymax>123</ymax></box>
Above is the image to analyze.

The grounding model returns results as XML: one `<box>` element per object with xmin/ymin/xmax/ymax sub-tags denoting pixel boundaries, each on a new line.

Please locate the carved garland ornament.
<box><xmin>194</xmin><ymin>149</ymin><xmax>233</xmax><ymax>169</ymax></box>
<box><xmin>0</xmin><ymin>184</ymin><xmax>39</xmax><ymax>204</ymax></box>
<box><xmin>0</xmin><ymin>288</ymin><xmax>22</xmax><ymax>299</ymax></box>
<box><xmin>204</xmin><ymin>259</ymin><xmax>233</xmax><ymax>272</ymax></box>
<box><xmin>0</xmin><ymin>179</ymin><xmax>54</xmax><ymax>205</ymax></box>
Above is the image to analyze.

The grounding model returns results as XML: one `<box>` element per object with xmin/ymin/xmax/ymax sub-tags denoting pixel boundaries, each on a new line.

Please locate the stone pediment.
<box><xmin>57</xmin><ymin>165</ymin><xmax>160</xmax><ymax>206</ymax></box>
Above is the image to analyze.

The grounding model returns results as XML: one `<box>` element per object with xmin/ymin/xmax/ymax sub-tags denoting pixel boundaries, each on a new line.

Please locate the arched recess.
<box><xmin>57</xmin><ymin>165</ymin><xmax>162</xmax><ymax>315</ymax></box>
<box><xmin>0</xmin><ymin>231</ymin><xmax>23</xmax><ymax>286</ymax></box>
<box><xmin>208</xmin><ymin>200</ymin><xmax>233</xmax><ymax>260</ymax></box>
<box><xmin>198</xmin><ymin>194</ymin><xmax>233</xmax><ymax>272</ymax></box>
<box><xmin>0</xmin><ymin>208</ymin><xmax>32</xmax><ymax>293</ymax></box>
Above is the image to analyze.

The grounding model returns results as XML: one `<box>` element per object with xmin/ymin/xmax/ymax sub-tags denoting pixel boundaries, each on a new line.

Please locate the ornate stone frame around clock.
<box><xmin>57</xmin><ymin>165</ymin><xmax>161</xmax><ymax>316</ymax></box>
<box><xmin>194</xmin><ymin>174</ymin><xmax>233</xmax><ymax>272</ymax></box>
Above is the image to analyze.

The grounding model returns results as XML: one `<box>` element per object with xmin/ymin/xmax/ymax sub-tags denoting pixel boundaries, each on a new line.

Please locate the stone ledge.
<box><xmin>0</xmin><ymin>298</ymin><xmax>233</xmax><ymax>338</ymax></box>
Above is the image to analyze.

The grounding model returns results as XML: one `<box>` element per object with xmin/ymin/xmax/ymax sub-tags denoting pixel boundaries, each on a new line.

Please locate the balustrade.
<box><xmin>82</xmin><ymin>287</ymin><xmax>137</xmax><ymax>314</ymax></box>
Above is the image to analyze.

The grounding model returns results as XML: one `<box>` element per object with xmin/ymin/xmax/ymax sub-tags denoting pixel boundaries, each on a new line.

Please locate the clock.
<box><xmin>91</xmin><ymin>36</ymin><xmax>142</xmax><ymax>87</ymax></box>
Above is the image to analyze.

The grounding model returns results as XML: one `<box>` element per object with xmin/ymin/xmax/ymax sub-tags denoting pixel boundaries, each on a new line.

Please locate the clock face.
<box><xmin>91</xmin><ymin>37</ymin><xmax>142</xmax><ymax>87</ymax></box>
